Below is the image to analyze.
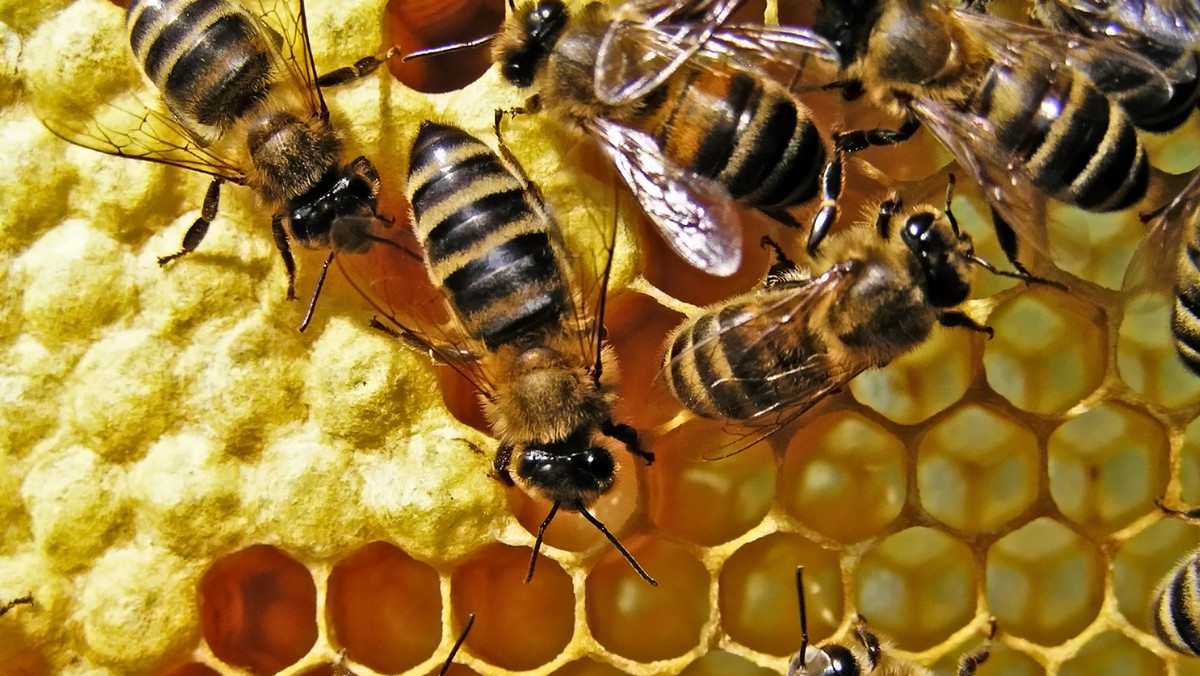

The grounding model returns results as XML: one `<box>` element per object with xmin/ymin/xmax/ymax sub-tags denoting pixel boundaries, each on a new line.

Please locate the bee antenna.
<box><xmin>525</xmin><ymin>502</ymin><xmax>560</xmax><ymax>583</ymax></box>
<box><xmin>968</xmin><ymin>254</ymin><xmax>1066</xmax><ymax>290</ymax></box>
<box><xmin>796</xmin><ymin>567</ymin><xmax>810</xmax><ymax>661</ymax></box>
<box><xmin>577</xmin><ymin>505</ymin><xmax>658</xmax><ymax>586</ymax></box>
<box><xmin>943</xmin><ymin>173</ymin><xmax>959</xmax><ymax>237</ymax></box>
<box><xmin>299</xmin><ymin>251</ymin><xmax>336</xmax><ymax>332</ymax></box>
<box><xmin>402</xmin><ymin>35</ymin><xmax>497</xmax><ymax>62</ymax></box>
<box><xmin>439</xmin><ymin>613</ymin><xmax>475</xmax><ymax>676</ymax></box>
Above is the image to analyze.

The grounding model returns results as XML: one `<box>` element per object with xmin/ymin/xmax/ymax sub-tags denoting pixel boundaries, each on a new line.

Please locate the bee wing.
<box><xmin>953</xmin><ymin>8</ymin><xmax>1176</xmax><ymax>111</ymax></box>
<box><xmin>596</xmin><ymin>0</ymin><xmax>838</xmax><ymax>104</ymax></box>
<box><xmin>241</xmin><ymin>0</ymin><xmax>327</xmax><ymax>117</ymax></box>
<box><xmin>1124</xmin><ymin>171</ymin><xmax>1200</xmax><ymax>293</ymax></box>
<box><xmin>907</xmin><ymin>98</ymin><xmax>1053</xmax><ymax>261</ymax></box>
<box><xmin>335</xmin><ymin>221</ymin><xmax>499</xmax><ymax>399</ymax></box>
<box><xmin>43</xmin><ymin>98</ymin><xmax>249</xmax><ymax>182</ymax></box>
<box><xmin>587</xmin><ymin>117</ymin><xmax>743</xmax><ymax>276</ymax></box>
<box><xmin>1040</xmin><ymin>0</ymin><xmax>1200</xmax><ymax>47</ymax></box>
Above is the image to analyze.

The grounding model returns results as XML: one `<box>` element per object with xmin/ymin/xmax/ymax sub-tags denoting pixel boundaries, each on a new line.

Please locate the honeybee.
<box><xmin>1031</xmin><ymin>0</ymin><xmax>1200</xmax><ymax>132</ymax></box>
<box><xmin>789</xmin><ymin>567</ymin><xmax>994</xmax><ymax>676</ymax></box>
<box><xmin>1152</xmin><ymin>500</ymin><xmax>1200</xmax><ymax>656</ymax></box>
<box><xmin>661</xmin><ymin>176</ymin><xmax>1029</xmax><ymax>443</ymax></box>
<box><xmin>0</xmin><ymin>595</ymin><xmax>32</xmax><ymax>619</ymax></box>
<box><xmin>341</xmin><ymin>120</ymin><xmax>656</xmax><ymax>585</ymax></box>
<box><xmin>811</xmin><ymin>0</ymin><xmax>1173</xmax><ymax>270</ymax></box>
<box><xmin>43</xmin><ymin>0</ymin><xmax>397</xmax><ymax>331</ymax></box>
<box><xmin>407</xmin><ymin>0</ymin><xmax>845</xmax><ymax>276</ymax></box>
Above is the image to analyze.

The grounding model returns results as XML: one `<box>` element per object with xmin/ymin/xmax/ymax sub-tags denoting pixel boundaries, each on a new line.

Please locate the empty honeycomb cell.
<box><xmin>553</xmin><ymin>659</ymin><xmax>628</xmax><ymax>676</ymax></box>
<box><xmin>295</xmin><ymin>664</ymin><xmax>337</xmax><ymax>676</ymax></box>
<box><xmin>450</xmin><ymin>544</ymin><xmax>574</xmax><ymax>671</ymax></box>
<box><xmin>198</xmin><ymin>545</ymin><xmax>318</xmax><ymax>675</ymax></box>
<box><xmin>1117</xmin><ymin>292</ymin><xmax>1200</xmax><ymax>408</ymax></box>
<box><xmin>918</xmin><ymin>405</ymin><xmax>1040</xmax><ymax>532</ymax></box>
<box><xmin>384</xmin><ymin>0</ymin><xmax>502</xmax><ymax>93</ymax></box>
<box><xmin>718</xmin><ymin>533</ymin><xmax>842</xmax><ymax>657</ymax></box>
<box><xmin>127</xmin><ymin>433</ymin><xmax>241</xmax><ymax>558</ymax></box>
<box><xmin>678</xmin><ymin>650</ymin><xmax>775</xmax><ymax>676</ymax></box>
<box><xmin>780</xmin><ymin>412</ymin><xmax>905</xmax><ymax>543</ymax></box>
<box><xmin>586</xmin><ymin>538</ymin><xmax>709</xmax><ymax>662</ymax></box>
<box><xmin>1048</xmin><ymin>403</ymin><xmax>1169</xmax><ymax>533</ymax></box>
<box><xmin>1182</xmin><ymin>418</ymin><xmax>1200</xmax><ymax>506</ymax></box>
<box><xmin>605</xmin><ymin>293</ymin><xmax>694</xmax><ymax>431</ymax></box>
<box><xmin>649</xmin><ymin>419</ymin><xmax>774</xmax><ymax>546</ymax></box>
<box><xmin>1057</xmin><ymin>631</ymin><xmax>1163</xmax><ymax>676</ymax></box>
<box><xmin>21</xmin><ymin>445</ymin><xmax>129</xmax><ymax>572</ymax></box>
<box><xmin>856</xmin><ymin>527</ymin><xmax>976</xmax><ymax>651</ymax></box>
<box><xmin>1113</xmin><ymin>518</ymin><xmax>1200</xmax><ymax>636</ymax></box>
<box><xmin>1044</xmin><ymin>204</ymin><xmax>1144</xmax><ymax>289</ymax></box>
<box><xmin>326</xmin><ymin>541</ymin><xmax>442</xmax><ymax>674</ymax></box>
<box><xmin>986</xmin><ymin>518</ymin><xmax>1104</xmax><ymax>646</ymax></box>
<box><xmin>637</xmin><ymin>211</ymin><xmax>770</xmax><ymax>308</ymax></box>
<box><xmin>928</xmin><ymin>640</ymin><xmax>1043</xmax><ymax>676</ymax></box>
<box><xmin>161</xmin><ymin>665</ymin><xmax>220</xmax><ymax>676</ymax></box>
<box><xmin>849</xmin><ymin>318</ymin><xmax>975</xmax><ymax>424</ymax></box>
<box><xmin>983</xmin><ymin>289</ymin><xmax>1106</xmax><ymax>415</ymax></box>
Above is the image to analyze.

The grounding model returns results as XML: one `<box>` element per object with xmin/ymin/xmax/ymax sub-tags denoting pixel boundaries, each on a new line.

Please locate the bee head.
<box><xmin>495</xmin><ymin>0</ymin><xmax>569</xmax><ymax>88</ymax></box>
<box><xmin>812</xmin><ymin>0</ymin><xmax>884</xmax><ymax>66</ymax></box>
<box><xmin>287</xmin><ymin>160</ymin><xmax>383</xmax><ymax>254</ymax></box>
<box><xmin>515</xmin><ymin>430</ymin><xmax>617</xmax><ymax>509</ymax></box>
<box><xmin>789</xmin><ymin>645</ymin><xmax>861</xmax><ymax>676</ymax></box>
<box><xmin>901</xmin><ymin>211</ymin><xmax>972</xmax><ymax>308</ymax></box>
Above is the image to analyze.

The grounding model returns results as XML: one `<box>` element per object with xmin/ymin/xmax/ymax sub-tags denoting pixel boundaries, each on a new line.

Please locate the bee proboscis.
<box><xmin>339</xmin><ymin>120</ymin><xmax>656</xmax><ymax>586</ymax></box>
<box><xmin>407</xmin><ymin>0</ymin><xmax>846</xmax><ymax>277</ymax></box>
<box><xmin>43</xmin><ymin>0</ymin><xmax>398</xmax><ymax>331</ymax></box>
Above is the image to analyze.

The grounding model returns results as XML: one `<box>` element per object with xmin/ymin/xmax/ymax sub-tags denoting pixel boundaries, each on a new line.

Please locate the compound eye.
<box><xmin>576</xmin><ymin>447</ymin><xmax>614</xmax><ymax>478</ymax></box>
<box><xmin>903</xmin><ymin>212</ymin><xmax>935</xmax><ymax>241</ymax></box>
<box><xmin>822</xmin><ymin>645</ymin><xmax>861</xmax><ymax>676</ymax></box>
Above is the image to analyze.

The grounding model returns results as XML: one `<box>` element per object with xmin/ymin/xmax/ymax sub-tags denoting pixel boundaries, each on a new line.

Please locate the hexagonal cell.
<box><xmin>1181</xmin><ymin>418</ymin><xmax>1200</xmax><ymax>507</ymax></box>
<box><xmin>983</xmin><ymin>290</ymin><xmax>1106</xmax><ymax>415</ymax></box>
<box><xmin>856</xmin><ymin>527</ymin><xmax>976</xmax><ymax>651</ymax></box>
<box><xmin>780</xmin><ymin>412</ymin><xmax>906</xmax><ymax>543</ymax></box>
<box><xmin>198</xmin><ymin>545</ymin><xmax>318</xmax><ymax>675</ymax></box>
<box><xmin>384</xmin><ymin>0</ymin><xmax>503</xmax><ymax>94</ymax></box>
<box><xmin>719</xmin><ymin>533</ymin><xmax>842</xmax><ymax>657</ymax></box>
<box><xmin>1118</xmin><ymin>292</ymin><xmax>1200</xmax><ymax>408</ymax></box>
<box><xmin>1045</xmin><ymin>203</ymin><xmax>1144</xmax><ymax>289</ymax></box>
<box><xmin>1048</xmin><ymin>403</ymin><xmax>1169</xmax><ymax>532</ymax></box>
<box><xmin>918</xmin><ymin>404</ymin><xmax>1040</xmax><ymax>532</ymax></box>
<box><xmin>1114</xmin><ymin>518</ymin><xmax>1200</xmax><ymax>636</ymax></box>
<box><xmin>586</xmin><ymin>538</ymin><xmax>709</xmax><ymax>662</ymax></box>
<box><xmin>986</xmin><ymin>518</ymin><xmax>1105</xmax><ymax>645</ymax></box>
<box><xmin>679</xmin><ymin>651</ymin><xmax>776</xmax><ymax>676</ymax></box>
<box><xmin>928</xmin><ymin>639</ymin><xmax>1044</xmax><ymax>676</ymax></box>
<box><xmin>650</xmin><ymin>418</ymin><xmax>775</xmax><ymax>546</ymax></box>
<box><xmin>849</xmin><ymin>323</ymin><xmax>974</xmax><ymax>425</ymax></box>
<box><xmin>1057</xmin><ymin>631</ymin><xmax>1163</xmax><ymax>676</ymax></box>
<box><xmin>326</xmin><ymin>541</ymin><xmax>442</xmax><ymax>674</ymax></box>
<box><xmin>449</xmin><ymin>544</ymin><xmax>573</xmax><ymax>671</ymax></box>
<box><xmin>606</xmin><ymin>292</ymin><xmax>699</xmax><ymax>432</ymax></box>
<box><xmin>552</xmin><ymin>658</ymin><xmax>628</xmax><ymax>676</ymax></box>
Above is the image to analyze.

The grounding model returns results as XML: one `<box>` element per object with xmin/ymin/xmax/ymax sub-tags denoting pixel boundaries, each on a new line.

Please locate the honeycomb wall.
<box><xmin>2</xmin><ymin>0</ymin><xmax>1200</xmax><ymax>674</ymax></box>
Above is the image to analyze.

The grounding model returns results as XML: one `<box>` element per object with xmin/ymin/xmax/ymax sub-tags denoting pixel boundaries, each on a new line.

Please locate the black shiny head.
<box><xmin>820</xmin><ymin>645</ymin><xmax>861</xmax><ymax>676</ymax></box>
<box><xmin>812</xmin><ymin>0</ymin><xmax>884</xmax><ymax>66</ymax></box>
<box><xmin>287</xmin><ymin>162</ymin><xmax>381</xmax><ymax>253</ymax></box>
<box><xmin>499</xmin><ymin>0</ymin><xmax>569</xmax><ymax>88</ymax></box>
<box><xmin>901</xmin><ymin>211</ymin><xmax>971</xmax><ymax>308</ymax></box>
<box><xmin>516</xmin><ymin>433</ymin><xmax>616</xmax><ymax>509</ymax></box>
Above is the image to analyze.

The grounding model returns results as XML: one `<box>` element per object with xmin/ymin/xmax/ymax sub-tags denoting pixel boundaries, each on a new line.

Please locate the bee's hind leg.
<box><xmin>316</xmin><ymin>46</ymin><xmax>400</xmax><ymax>87</ymax></box>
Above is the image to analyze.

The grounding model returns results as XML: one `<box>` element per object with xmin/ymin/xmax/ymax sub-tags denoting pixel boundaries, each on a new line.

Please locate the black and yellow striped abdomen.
<box><xmin>127</xmin><ymin>0</ymin><xmax>274</xmax><ymax>135</ymax></box>
<box><xmin>407</xmin><ymin>122</ymin><xmax>568</xmax><ymax>351</ymax></box>
<box><xmin>633</xmin><ymin>69</ymin><xmax>826</xmax><ymax>211</ymax></box>
<box><xmin>1153</xmin><ymin>548</ymin><xmax>1200</xmax><ymax>656</ymax></box>
<box><xmin>1173</xmin><ymin>212</ymin><xmax>1200</xmax><ymax>375</ymax></box>
<box><xmin>977</xmin><ymin>64</ymin><xmax>1148</xmax><ymax>212</ymax></box>
<box><xmin>663</xmin><ymin>291</ymin><xmax>826</xmax><ymax>421</ymax></box>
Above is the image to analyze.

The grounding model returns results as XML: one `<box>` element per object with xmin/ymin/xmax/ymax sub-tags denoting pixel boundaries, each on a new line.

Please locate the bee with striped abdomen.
<box><xmin>44</xmin><ymin>0</ymin><xmax>397</xmax><ymax>330</ymax></box>
<box><xmin>789</xmin><ymin>567</ymin><xmax>994</xmax><ymax>676</ymax></box>
<box><xmin>341</xmin><ymin>120</ymin><xmax>656</xmax><ymax>586</ymax></box>
<box><xmin>1152</xmin><ymin>500</ymin><xmax>1200</xmax><ymax>656</ymax></box>
<box><xmin>661</xmin><ymin>176</ymin><xmax>1031</xmax><ymax>447</ymax></box>
<box><xmin>407</xmin><ymin>0</ymin><xmax>844</xmax><ymax>277</ymax></box>
<box><xmin>812</xmin><ymin>0</ymin><xmax>1171</xmax><ymax>271</ymax></box>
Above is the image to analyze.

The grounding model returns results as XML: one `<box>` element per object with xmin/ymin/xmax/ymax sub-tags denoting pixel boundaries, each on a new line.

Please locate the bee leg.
<box><xmin>1156</xmin><ymin>498</ymin><xmax>1200</xmax><ymax>521</ymax></box>
<box><xmin>956</xmin><ymin>618</ymin><xmax>997</xmax><ymax>676</ymax></box>
<box><xmin>298</xmin><ymin>251</ymin><xmax>335</xmax><ymax>332</ymax></box>
<box><xmin>604</xmin><ymin>422</ymin><xmax>654</xmax><ymax>466</ymax></box>
<box><xmin>271</xmin><ymin>215</ymin><xmax>299</xmax><ymax>301</ymax></box>
<box><xmin>316</xmin><ymin>46</ymin><xmax>400</xmax><ymax>88</ymax></box>
<box><xmin>852</xmin><ymin>619</ymin><xmax>883</xmax><ymax>671</ymax></box>
<box><xmin>939</xmin><ymin>311</ymin><xmax>994</xmax><ymax>339</ymax></box>
<box><xmin>159</xmin><ymin>177</ymin><xmax>223</xmax><ymax>267</ymax></box>
<box><xmin>822</xmin><ymin>78</ymin><xmax>865</xmax><ymax>102</ymax></box>
<box><xmin>834</xmin><ymin>117</ymin><xmax>921</xmax><ymax>153</ymax></box>
<box><xmin>493</xmin><ymin>110</ymin><xmax>548</xmax><ymax>209</ymax></box>
<box><xmin>492</xmin><ymin>442</ymin><xmax>516</xmax><ymax>486</ymax></box>
<box><xmin>0</xmin><ymin>594</ymin><xmax>32</xmax><ymax>618</ymax></box>
<box><xmin>760</xmin><ymin>236</ymin><xmax>799</xmax><ymax>287</ymax></box>
<box><xmin>874</xmin><ymin>194</ymin><xmax>903</xmax><ymax>239</ymax></box>
<box><xmin>806</xmin><ymin>148</ymin><xmax>846</xmax><ymax>255</ymax></box>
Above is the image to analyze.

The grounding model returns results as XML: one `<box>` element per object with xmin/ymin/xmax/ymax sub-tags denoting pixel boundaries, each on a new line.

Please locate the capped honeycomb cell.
<box><xmin>918</xmin><ymin>405</ymin><xmax>1040</xmax><ymax>531</ymax></box>
<box><xmin>856</xmin><ymin>527</ymin><xmax>976</xmax><ymax>650</ymax></box>
<box><xmin>780</xmin><ymin>412</ymin><xmax>906</xmax><ymax>543</ymax></box>
<box><xmin>984</xmin><ymin>289</ymin><xmax>1106</xmax><ymax>415</ymax></box>
<box><xmin>1057</xmin><ymin>631</ymin><xmax>1163</xmax><ymax>675</ymax></box>
<box><xmin>326</xmin><ymin>542</ymin><xmax>442</xmax><ymax>674</ymax></box>
<box><xmin>718</xmin><ymin>533</ymin><xmax>841</xmax><ymax>656</ymax></box>
<box><xmin>1112</xmin><ymin>518</ymin><xmax>1200</xmax><ymax>636</ymax></box>
<box><xmin>1048</xmin><ymin>403</ymin><xmax>1169</xmax><ymax>533</ymax></box>
<box><xmin>1118</xmin><ymin>292</ymin><xmax>1200</xmax><ymax>408</ymax></box>
<box><xmin>850</xmin><ymin>324</ymin><xmax>975</xmax><ymax>424</ymax></box>
<box><xmin>198</xmin><ymin>545</ymin><xmax>318</xmax><ymax>675</ymax></box>
<box><xmin>987</xmin><ymin>518</ymin><xmax>1105</xmax><ymax>646</ymax></box>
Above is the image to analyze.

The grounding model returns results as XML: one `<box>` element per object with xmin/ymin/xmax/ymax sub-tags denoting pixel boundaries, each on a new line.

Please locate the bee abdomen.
<box><xmin>128</xmin><ymin>0</ymin><xmax>273</xmax><ymax>131</ymax></box>
<box><xmin>1173</xmin><ymin>234</ymin><xmax>1200</xmax><ymax>375</ymax></box>
<box><xmin>1109</xmin><ymin>49</ymin><xmax>1200</xmax><ymax>133</ymax></box>
<box><xmin>648</xmin><ymin>72</ymin><xmax>823</xmax><ymax>211</ymax></box>
<box><xmin>1153</xmin><ymin>551</ymin><xmax>1200</xmax><ymax>656</ymax></box>
<box><xmin>409</xmin><ymin>122</ymin><xmax>568</xmax><ymax>350</ymax></box>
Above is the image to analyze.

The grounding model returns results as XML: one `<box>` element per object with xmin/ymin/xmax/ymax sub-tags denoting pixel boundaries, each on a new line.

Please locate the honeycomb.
<box><xmin>3</xmin><ymin>0</ymin><xmax>1200</xmax><ymax>674</ymax></box>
